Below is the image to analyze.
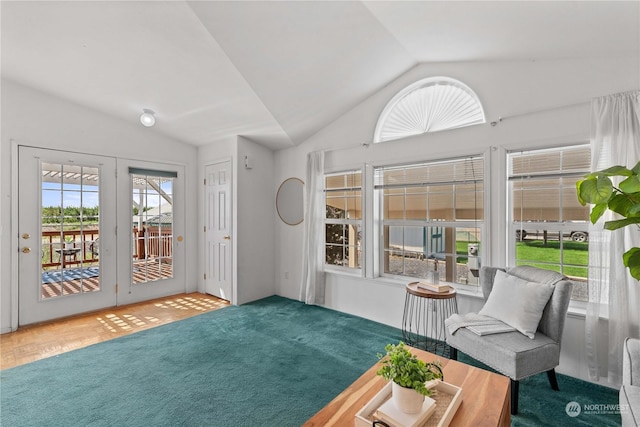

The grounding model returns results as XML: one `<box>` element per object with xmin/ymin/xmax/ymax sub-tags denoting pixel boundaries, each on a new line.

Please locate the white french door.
<box><xmin>17</xmin><ymin>147</ymin><xmax>186</xmax><ymax>325</ymax></box>
<box><xmin>18</xmin><ymin>146</ymin><xmax>117</xmax><ymax>325</ymax></box>
<box><xmin>115</xmin><ymin>159</ymin><xmax>186</xmax><ymax>305</ymax></box>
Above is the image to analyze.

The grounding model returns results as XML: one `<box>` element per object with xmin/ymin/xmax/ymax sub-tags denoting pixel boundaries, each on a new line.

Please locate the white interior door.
<box><xmin>18</xmin><ymin>146</ymin><xmax>117</xmax><ymax>325</ymax></box>
<box><xmin>205</xmin><ymin>161</ymin><xmax>233</xmax><ymax>301</ymax></box>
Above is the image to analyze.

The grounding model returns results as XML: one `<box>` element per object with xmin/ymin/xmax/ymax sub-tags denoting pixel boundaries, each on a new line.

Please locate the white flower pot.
<box><xmin>392</xmin><ymin>381</ymin><xmax>425</xmax><ymax>414</ymax></box>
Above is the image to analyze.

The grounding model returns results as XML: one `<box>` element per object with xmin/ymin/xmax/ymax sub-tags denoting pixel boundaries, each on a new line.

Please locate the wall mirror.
<box><xmin>276</xmin><ymin>177</ymin><xmax>304</xmax><ymax>225</ymax></box>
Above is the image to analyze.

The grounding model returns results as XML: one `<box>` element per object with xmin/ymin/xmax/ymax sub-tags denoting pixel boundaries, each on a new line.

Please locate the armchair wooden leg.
<box><xmin>547</xmin><ymin>369</ymin><xmax>559</xmax><ymax>391</ymax></box>
<box><xmin>510</xmin><ymin>379</ymin><xmax>519</xmax><ymax>415</ymax></box>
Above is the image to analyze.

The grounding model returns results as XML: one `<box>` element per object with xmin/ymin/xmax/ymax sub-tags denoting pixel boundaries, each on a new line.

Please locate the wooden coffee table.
<box><xmin>304</xmin><ymin>346</ymin><xmax>510</xmax><ymax>426</ymax></box>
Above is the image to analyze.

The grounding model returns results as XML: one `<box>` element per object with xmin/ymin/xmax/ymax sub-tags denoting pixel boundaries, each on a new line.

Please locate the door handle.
<box><xmin>22</xmin><ymin>233</ymin><xmax>31</xmax><ymax>239</ymax></box>
<box><xmin>223</xmin><ymin>236</ymin><xmax>231</xmax><ymax>240</ymax></box>
<box><xmin>22</xmin><ymin>247</ymin><xmax>31</xmax><ymax>254</ymax></box>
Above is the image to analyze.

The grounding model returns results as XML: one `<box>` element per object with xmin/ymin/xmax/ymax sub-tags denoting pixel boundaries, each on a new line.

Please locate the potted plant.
<box><xmin>63</xmin><ymin>235</ymin><xmax>74</xmax><ymax>250</ymax></box>
<box><xmin>377</xmin><ymin>342</ymin><xmax>443</xmax><ymax>414</ymax></box>
<box><xmin>576</xmin><ymin>161</ymin><xmax>640</xmax><ymax>280</ymax></box>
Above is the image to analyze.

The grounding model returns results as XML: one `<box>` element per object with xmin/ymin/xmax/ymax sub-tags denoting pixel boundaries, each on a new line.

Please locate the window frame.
<box><xmin>324</xmin><ymin>168</ymin><xmax>364</xmax><ymax>274</ymax></box>
<box><xmin>373</xmin><ymin>155</ymin><xmax>485</xmax><ymax>287</ymax></box>
<box><xmin>506</xmin><ymin>143</ymin><xmax>591</xmax><ymax>302</ymax></box>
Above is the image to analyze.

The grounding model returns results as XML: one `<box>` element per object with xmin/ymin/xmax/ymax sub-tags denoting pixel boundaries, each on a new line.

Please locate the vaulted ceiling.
<box><xmin>2</xmin><ymin>1</ymin><xmax>639</xmax><ymax>150</ymax></box>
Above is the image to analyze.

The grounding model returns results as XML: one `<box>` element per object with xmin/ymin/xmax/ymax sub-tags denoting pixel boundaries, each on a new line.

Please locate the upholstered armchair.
<box><xmin>621</xmin><ymin>337</ymin><xmax>640</xmax><ymax>426</ymax></box>
<box><xmin>445</xmin><ymin>265</ymin><xmax>573</xmax><ymax>415</ymax></box>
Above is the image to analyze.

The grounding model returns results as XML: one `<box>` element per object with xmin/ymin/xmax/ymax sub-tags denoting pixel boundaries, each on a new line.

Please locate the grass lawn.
<box><xmin>454</xmin><ymin>239</ymin><xmax>588</xmax><ymax>279</ymax></box>
<box><xmin>516</xmin><ymin>239</ymin><xmax>588</xmax><ymax>278</ymax></box>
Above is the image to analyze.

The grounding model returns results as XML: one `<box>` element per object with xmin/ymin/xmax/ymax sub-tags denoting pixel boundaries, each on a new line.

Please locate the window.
<box><xmin>130</xmin><ymin>168</ymin><xmax>176</xmax><ymax>284</ymax></box>
<box><xmin>325</xmin><ymin>170</ymin><xmax>362</xmax><ymax>270</ymax></box>
<box><xmin>375</xmin><ymin>156</ymin><xmax>484</xmax><ymax>285</ymax></box>
<box><xmin>374</xmin><ymin>77</ymin><xmax>485</xmax><ymax>143</ymax></box>
<box><xmin>508</xmin><ymin>145</ymin><xmax>590</xmax><ymax>301</ymax></box>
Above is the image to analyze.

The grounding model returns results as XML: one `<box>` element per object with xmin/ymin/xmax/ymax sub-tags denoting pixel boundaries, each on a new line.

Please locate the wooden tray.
<box><xmin>355</xmin><ymin>381</ymin><xmax>463</xmax><ymax>427</ymax></box>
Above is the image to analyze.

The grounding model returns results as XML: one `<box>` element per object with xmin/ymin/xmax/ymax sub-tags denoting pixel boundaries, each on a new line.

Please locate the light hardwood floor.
<box><xmin>0</xmin><ymin>293</ymin><xmax>229</xmax><ymax>370</ymax></box>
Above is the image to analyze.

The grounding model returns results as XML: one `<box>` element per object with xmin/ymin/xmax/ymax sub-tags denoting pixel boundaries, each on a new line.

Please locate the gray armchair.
<box><xmin>621</xmin><ymin>337</ymin><xmax>640</xmax><ymax>426</ymax></box>
<box><xmin>445</xmin><ymin>265</ymin><xmax>573</xmax><ymax>415</ymax></box>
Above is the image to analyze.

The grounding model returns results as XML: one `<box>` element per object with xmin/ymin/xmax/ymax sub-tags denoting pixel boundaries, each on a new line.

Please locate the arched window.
<box><xmin>374</xmin><ymin>77</ymin><xmax>485</xmax><ymax>143</ymax></box>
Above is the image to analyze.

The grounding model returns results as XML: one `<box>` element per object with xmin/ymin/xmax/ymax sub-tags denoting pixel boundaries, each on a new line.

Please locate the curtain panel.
<box><xmin>300</xmin><ymin>151</ymin><xmax>326</xmax><ymax>305</ymax></box>
<box><xmin>585</xmin><ymin>90</ymin><xmax>640</xmax><ymax>385</ymax></box>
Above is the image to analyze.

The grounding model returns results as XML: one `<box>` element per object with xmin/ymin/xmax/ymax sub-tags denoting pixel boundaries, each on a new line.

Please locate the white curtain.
<box><xmin>300</xmin><ymin>151</ymin><xmax>326</xmax><ymax>305</ymax></box>
<box><xmin>585</xmin><ymin>90</ymin><xmax>640</xmax><ymax>385</ymax></box>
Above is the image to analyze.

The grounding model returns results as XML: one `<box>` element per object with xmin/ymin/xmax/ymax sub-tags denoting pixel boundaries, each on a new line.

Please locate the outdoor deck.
<box><xmin>41</xmin><ymin>260</ymin><xmax>174</xmax><ymax>299</ymax></box>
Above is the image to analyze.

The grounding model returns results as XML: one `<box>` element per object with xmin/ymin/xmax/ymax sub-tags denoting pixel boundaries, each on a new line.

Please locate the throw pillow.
<box><xmin>478</xmin><ymin>270</ymin><xmax>554</xmax><ymax>339</ymax></box>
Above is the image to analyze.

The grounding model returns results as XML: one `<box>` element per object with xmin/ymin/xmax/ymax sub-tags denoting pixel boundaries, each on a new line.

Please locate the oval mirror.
<box><xmin>276</xmin><ymin>178</ymin><xmax>304</xmax><ymax>225</ymax></box>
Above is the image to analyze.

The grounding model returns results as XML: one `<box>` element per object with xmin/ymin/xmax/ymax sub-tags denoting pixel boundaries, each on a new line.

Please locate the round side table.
<box><xmin>401</xmin><ymin>282</ymin><xmax>458</xmax><ymax>357</ymax></box>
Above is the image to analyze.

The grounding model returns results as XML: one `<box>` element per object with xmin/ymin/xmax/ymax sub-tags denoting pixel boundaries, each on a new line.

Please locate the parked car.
<box><xmin>515</xmin><ymin>230</ymin><xmax>588</xmax><ymax>242</ymax></box>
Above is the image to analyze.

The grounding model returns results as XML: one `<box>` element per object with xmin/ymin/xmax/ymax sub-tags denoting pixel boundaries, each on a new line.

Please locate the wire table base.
<box><xmin>401</xmin><ymin>282</ymin><xmax>458</xmax><ymax>358</ymax></box>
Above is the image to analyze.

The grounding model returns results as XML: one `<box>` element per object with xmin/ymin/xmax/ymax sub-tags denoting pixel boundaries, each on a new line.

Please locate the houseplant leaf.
<box><xmin>620</xmin><ymin>175</ymin><xmax>640</xmax><ymax>193</ymax></box>
<box><xmin>604</xmin><ymin>217</ymin><xmax>640</xmax><ymax>231</ymax></box>
<box><xmin>590</xmin><ymin>203</ymin><xmax>608</xmax><ymax>224</ymax></box>
<box><xmin>577</xmin><ymin>176</ymin><xmax>613</xmax><ymax>205</ymax></box>
<box><xmin>584</xmin><ymin>165</ymin><xmax>633</xmax><ymax>178</ymax></box>
<box><xmin>623</xmin><ymin>248</ymin><xmax>640</xmax><ymax>281</ymax></box>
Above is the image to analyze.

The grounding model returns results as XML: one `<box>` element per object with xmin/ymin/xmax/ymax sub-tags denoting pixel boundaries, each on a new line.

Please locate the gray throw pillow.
<box><xmin>479</xmin><ymin>270</ymin><xmax>554</xmax><ymax>339</ymax></box>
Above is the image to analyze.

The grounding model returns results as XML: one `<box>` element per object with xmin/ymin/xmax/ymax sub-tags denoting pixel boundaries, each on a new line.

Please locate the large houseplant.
<box><xmin>576</xmin><ymin>160</ymin><xmax>640</xmax><ymax>280</ymax></box>
<box><xmin>377</xmin><ymin>342</ymin><xmax>443</xmax><ymax>413</ymax></box>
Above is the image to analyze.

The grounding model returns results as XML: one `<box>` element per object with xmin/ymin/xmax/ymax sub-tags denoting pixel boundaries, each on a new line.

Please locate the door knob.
<box><xmin>22</xmin><ymin>247</ymin><xmax>31</xmax><ymax>253</ymax></box>
<box><xmin>22</xmin><ymin>233</ymin><xmax>31</xmax><ymax>239</ymax></box>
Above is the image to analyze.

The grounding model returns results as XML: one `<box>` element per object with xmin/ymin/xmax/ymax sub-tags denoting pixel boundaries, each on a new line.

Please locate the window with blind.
<box><xmin>374</xmin><ymin>156</ymin><xmax>483</xmax><ymax>285</ymax></box>
<box><xmin>374</xmin><ymin>77</ymin><xmax>485</xmax><ymax>143</ymax></box>
<box><xmin>508</xmin><ymin>145</ymin><xmax>590</xmax><ymax>301</ymax></box>
<box><xmin>325</xmin><ymin>170</ymin><xmax>363</xmax><ymax>270</ymax></box>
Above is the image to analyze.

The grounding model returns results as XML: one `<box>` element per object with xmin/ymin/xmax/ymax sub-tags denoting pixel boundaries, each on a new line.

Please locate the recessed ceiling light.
<box><xmin>140</xmin><ymin>109</ymin><xmax>156</xmax><ymax>127</ymax></box>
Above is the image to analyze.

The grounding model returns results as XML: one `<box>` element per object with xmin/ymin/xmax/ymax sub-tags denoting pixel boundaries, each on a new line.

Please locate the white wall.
<box><xmin>274</xmin><ymin>57</ymin><xmax>640</xmax><ymax>387</ymax></box>
<box><xmin>197</xmin><ymin>136</ymin><xmax>276</xmax><ymax>305</ymax></box>
<box><xmin>237</xmin><ymin>137</ymin><xmax>276</xmax><ymax>304</ymax></box>
<box><xmin>0</xmin><ymin>79</ymin><xmax>200</xmax><ymax>333</ymax></box>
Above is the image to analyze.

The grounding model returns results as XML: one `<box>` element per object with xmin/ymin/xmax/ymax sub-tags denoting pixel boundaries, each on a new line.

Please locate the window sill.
<box><xmin>324</xmin><ymin>270</ymin><xmax>593</xmax><ymax>320</ymax></box>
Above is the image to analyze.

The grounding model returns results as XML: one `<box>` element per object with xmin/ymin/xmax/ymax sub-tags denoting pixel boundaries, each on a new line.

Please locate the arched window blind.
<box><xmin>374</xmin><ymin>77</ymin><xmax>485</xmax><ymax>143</ymax></box>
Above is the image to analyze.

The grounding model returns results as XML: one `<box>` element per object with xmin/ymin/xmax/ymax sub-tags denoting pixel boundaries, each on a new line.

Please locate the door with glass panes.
<box><xmin>18</xmin><ymin>146</ymin><xmax>117</xmax><ymax>325</ymax></box>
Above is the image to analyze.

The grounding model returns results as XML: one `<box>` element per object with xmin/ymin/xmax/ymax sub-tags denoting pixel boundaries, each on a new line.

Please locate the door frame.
<box><xmin>203</xmin><ymin>158</ymin><xmax>235</xmax><ymax>305</ymax></box>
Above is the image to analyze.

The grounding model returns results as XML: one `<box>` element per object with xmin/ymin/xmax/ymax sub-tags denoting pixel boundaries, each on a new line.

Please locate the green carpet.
<box><xmin>0</xmin><ymin>296</ymin><xmax>621</xmax><ymax>426</ymax></box>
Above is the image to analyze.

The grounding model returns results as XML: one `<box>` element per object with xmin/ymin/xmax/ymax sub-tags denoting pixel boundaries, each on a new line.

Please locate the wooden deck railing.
<box><xmin>42</xmin><ymin>227</ymin><xmax>173</xmax><ymax>269</ymax></box>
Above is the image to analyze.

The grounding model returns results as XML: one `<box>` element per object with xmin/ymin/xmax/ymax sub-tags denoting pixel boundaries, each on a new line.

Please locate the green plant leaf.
<box><xmin>623</xmin><ymin>247</ymin><xmax>640</xmax><ymax>281</ymax></box>
<box><xmin>608</xmin><ymin>193</ymin><xmax>636</xmax><ymax>217</ymax></box>
<box><xmin>604</xmin><ymin>217</ymin><xmax>640</xmax><ymax>230</ymax></box>
<box><xmin>632</xmin><ymin>161</ymin><xmax>640</xmax><ymax>175</ymax></box>
<box><xmin>620</xmin><ymin>175</ymin><xmax>640</xmax><ymax>194</ymax></box>
<box><xmin>576</xmin><ymin>180</ymin><xmax>587</xmax><ymax>206</ymax></box>
<box><xmin>629</xmin><ymin>203</ymin><xmax>640</xmax><ymax>216</ymax></box>
<box><xmin>584</xmin><ymin>165</ymin><xmax>633</xmax><ymax>178</ymax></box>
<box><xmin>578</xmin><ymin>176</ymin><xmax>613</xmax><ymax>204</ymax></box>
<box><xmin>590</xmin><ymin>203</ymin><xmax>608</xmax><ymax>224</ymax></box>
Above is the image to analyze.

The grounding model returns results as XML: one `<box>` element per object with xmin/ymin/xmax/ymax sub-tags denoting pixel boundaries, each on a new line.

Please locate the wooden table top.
<box><xmin>303</xmin><ymin>346</ymin><xmax>510</xmax><ymax>427</ymax></box>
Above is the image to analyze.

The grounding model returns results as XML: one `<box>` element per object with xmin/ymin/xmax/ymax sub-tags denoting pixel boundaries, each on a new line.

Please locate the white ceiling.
<box><xmin>2</xmin><ymin>1</ymin><xmax>639</xmax><ymax>151</ymax></box>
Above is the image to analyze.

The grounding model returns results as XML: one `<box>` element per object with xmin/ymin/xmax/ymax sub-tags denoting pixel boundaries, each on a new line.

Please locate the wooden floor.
<box><xmin>0</xmin><ymin>292</ymin><xmax>229</xmax><ymax>370</ymax></box>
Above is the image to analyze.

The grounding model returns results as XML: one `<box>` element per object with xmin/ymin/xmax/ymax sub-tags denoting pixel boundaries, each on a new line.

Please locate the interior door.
<box><xmin>18</xmin><ymin>146</ymin><xmax>117</xmax><ymax>325</ymax></box>
<box><xmin>205</xmin><ymin>161</ymin><xmax>233</xmax><ymax>301</ymax></box>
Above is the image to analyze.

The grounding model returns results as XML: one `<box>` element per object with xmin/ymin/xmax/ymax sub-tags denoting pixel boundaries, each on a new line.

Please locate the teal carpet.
<box><xmin>0</xmin><ymin>296</ymin><xmax>620</xmax><ymax>426</ymax></box>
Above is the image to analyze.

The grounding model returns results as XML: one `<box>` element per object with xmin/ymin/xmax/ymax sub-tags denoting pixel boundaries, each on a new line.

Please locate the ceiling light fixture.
<box><xmin>140</xmin><ymin>109</ymin><xmax>156</xmax><ymax>127</ymax></box>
